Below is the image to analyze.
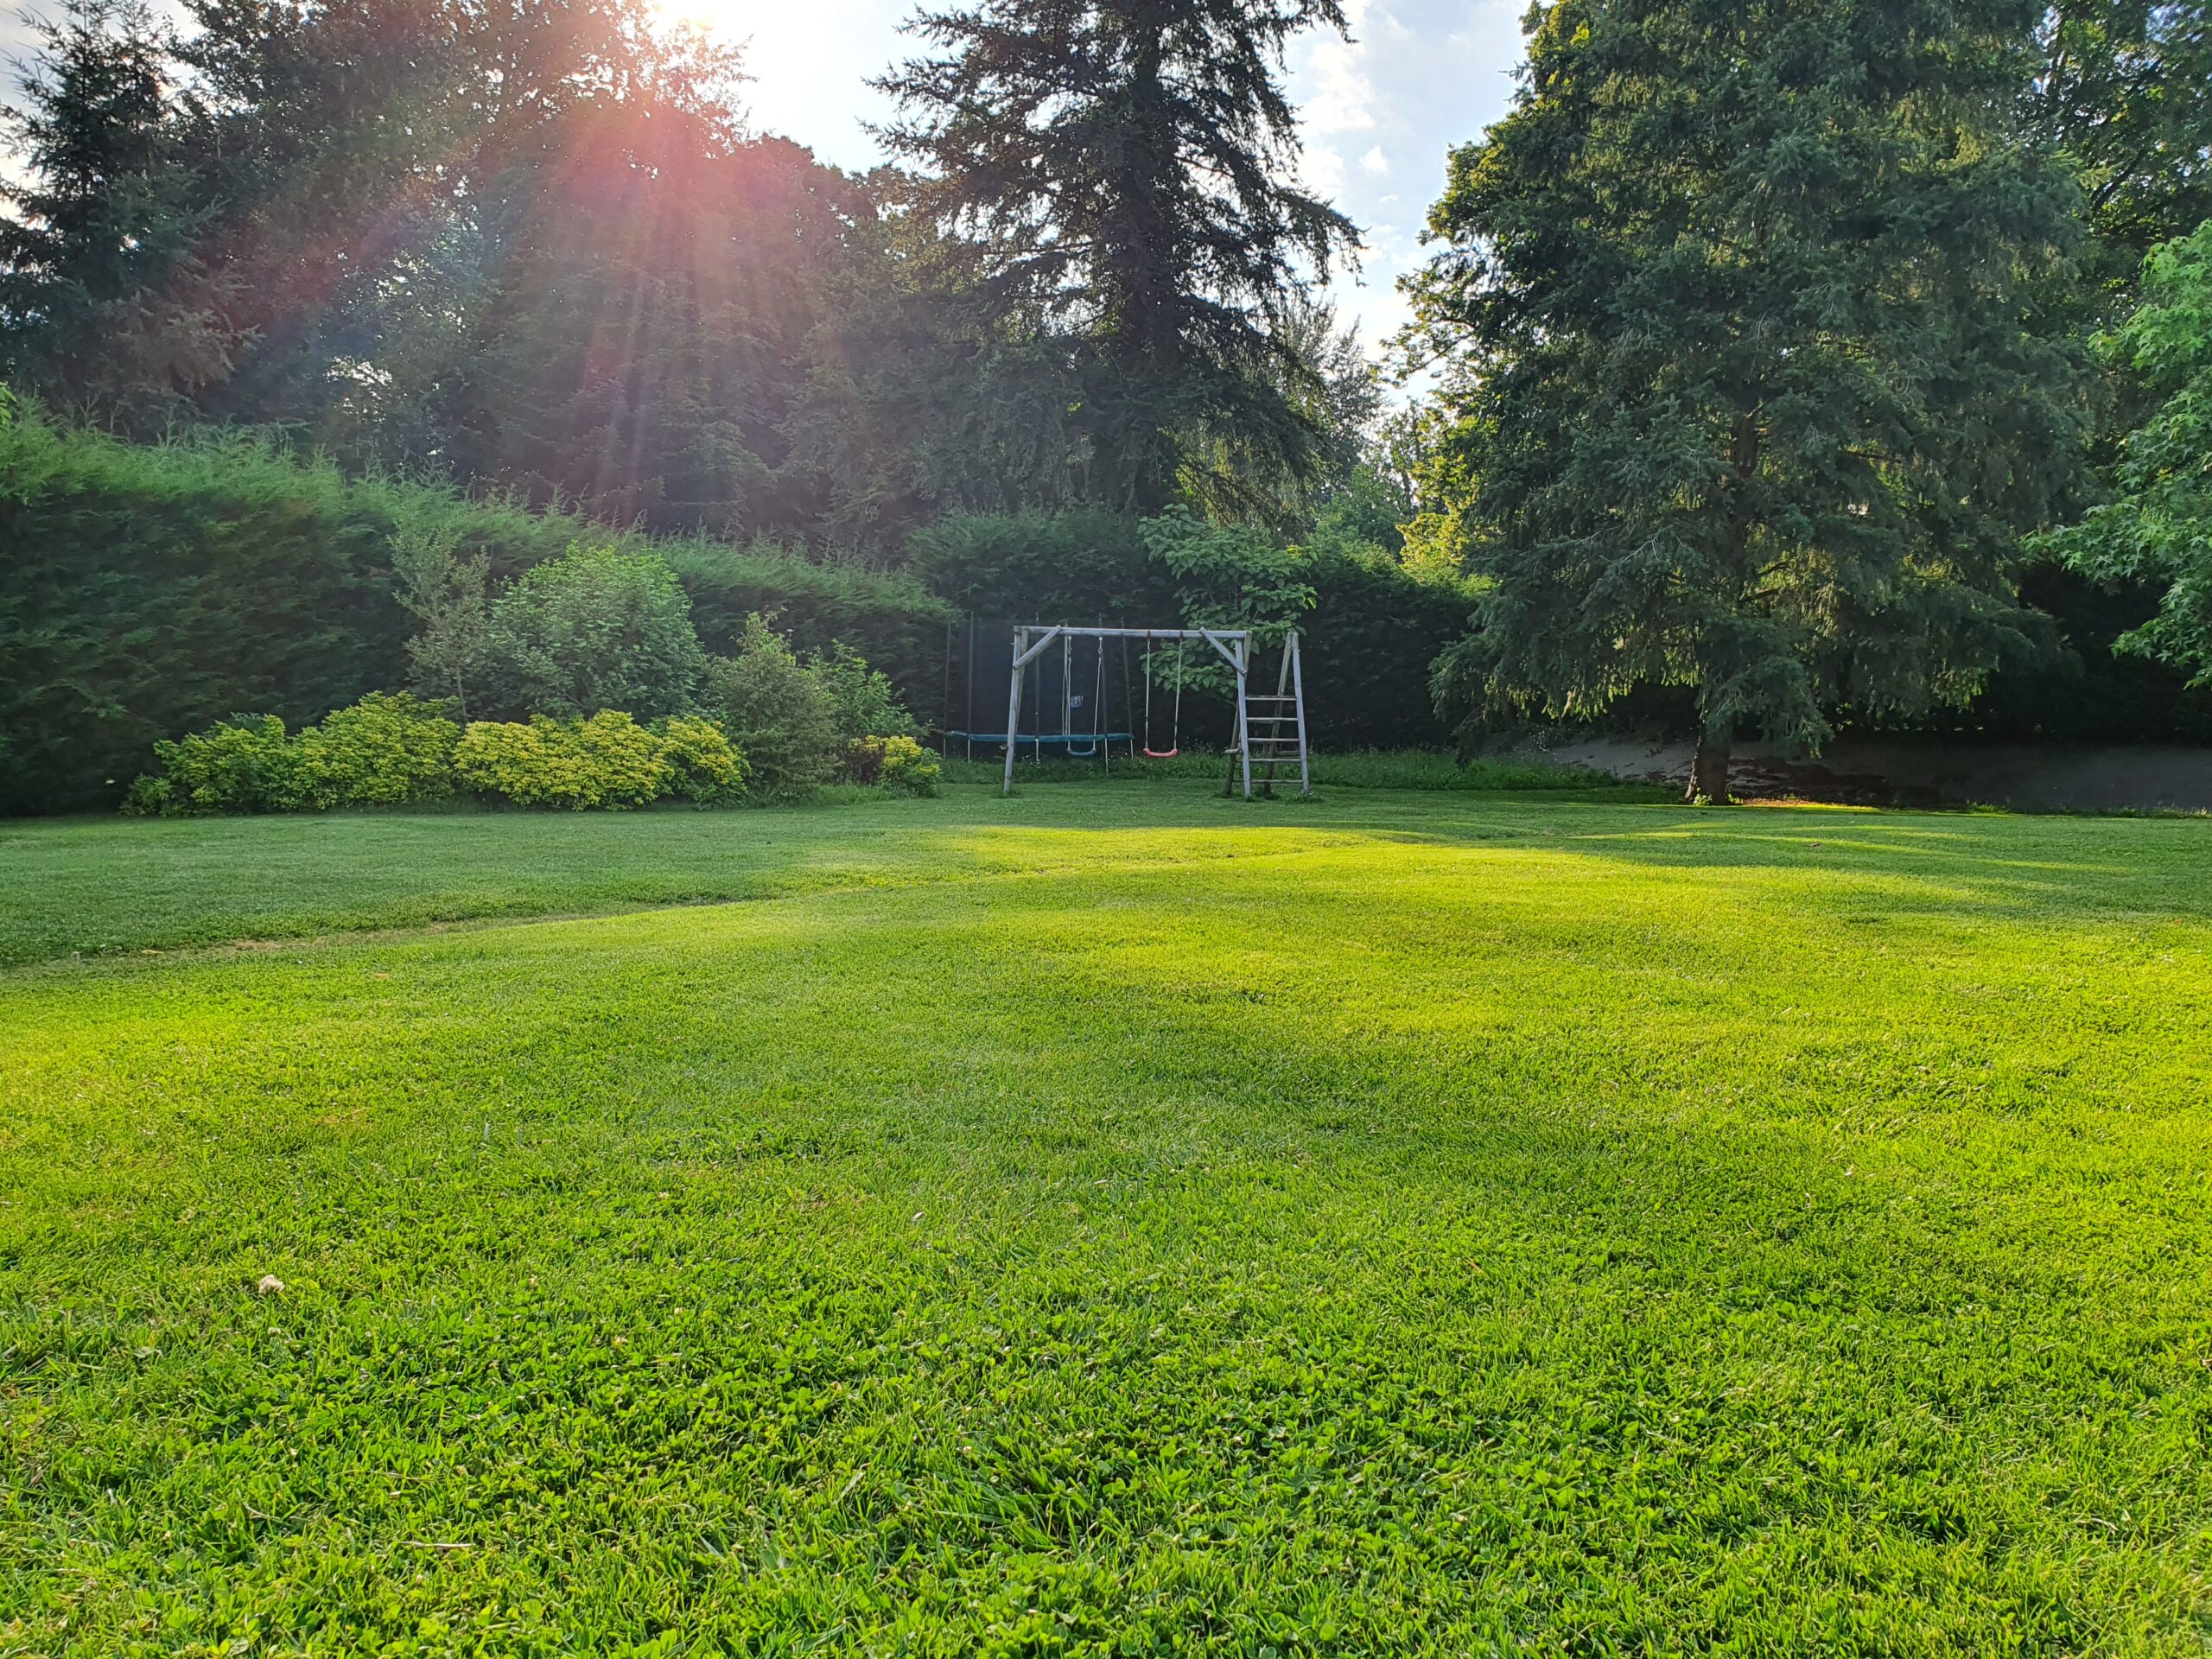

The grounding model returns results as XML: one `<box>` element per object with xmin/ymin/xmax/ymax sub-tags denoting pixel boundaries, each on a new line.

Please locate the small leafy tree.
<box><xmin>392</xmin><ymin>523</ymin><xmax>491</xmax><ymax>719</ymax></box>
<box><xmin>1141</xmin><ymin>508</ymin><xmax>1314</xmax><ymax>698</ymax></box>
<box><xmin>480</xmin><ymin>545</ymin><xmax>705</xmax><ymax>721</ymax></box>
<box><xmin>2041</xmin><ymin>221</ymin><xmax>2212</xmax><ymax>679</ymax></box>
<box><xmin>702</xmin><ymin>614</ymin><xmax>842</xmax><ymax>795</ymax></box>
<box><xmin>808</xmin><ymin>643</ymin><xmax>919</xmax><ymax>745</ymax></box>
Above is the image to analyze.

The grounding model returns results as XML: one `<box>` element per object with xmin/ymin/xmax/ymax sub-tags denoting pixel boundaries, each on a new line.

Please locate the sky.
<box><xmin>2</xmin><ymin>0</ymin><xmax>1532</xmax><ymax>353</ymax></box>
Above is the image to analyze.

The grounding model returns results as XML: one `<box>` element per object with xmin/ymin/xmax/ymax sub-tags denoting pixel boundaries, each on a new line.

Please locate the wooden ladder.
<box><xmin>1227</xmin><ymin>629</ymin><xmax>1311</xmax><ymax>799</ymax></box>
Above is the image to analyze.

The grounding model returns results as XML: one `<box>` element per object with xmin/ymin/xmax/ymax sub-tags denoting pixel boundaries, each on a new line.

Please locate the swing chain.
<box><xmin>1142</xmin><ymin>630</ymin><xmax>1184</xmax><ymax>760</ymax></box>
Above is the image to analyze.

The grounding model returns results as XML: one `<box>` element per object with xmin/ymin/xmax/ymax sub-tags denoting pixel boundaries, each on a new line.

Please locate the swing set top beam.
<box><xmin>1012</xmin><ymin>624</ymin><xmax>1278</xmax><ymax>672</ymax></box>
<box><xmin>1011</xmin><ymin>626</ymin><xmax>1257</xmax><ymax>640</ymax></box>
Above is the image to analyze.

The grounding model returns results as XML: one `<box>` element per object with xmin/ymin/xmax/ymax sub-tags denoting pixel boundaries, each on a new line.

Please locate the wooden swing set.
<box><xmin>992</xmin><ymin>624</ymin><xmax>1309</xmax><ymax>800</ymax></box>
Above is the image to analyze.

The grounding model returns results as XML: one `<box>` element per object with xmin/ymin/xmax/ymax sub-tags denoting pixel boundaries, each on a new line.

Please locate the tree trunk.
<box><xmin>1687</xmin><ymin>725</ymin><xmax>1732</xmax><ymax>804</ymax></box>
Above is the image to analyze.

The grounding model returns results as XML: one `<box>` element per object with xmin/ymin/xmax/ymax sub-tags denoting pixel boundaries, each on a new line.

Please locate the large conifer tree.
<box><xmin>876</xmin><ymin>0</ymin><xmax>1357</xmax><ymax>513</ymax></box>
<box><xmin>1407</xmin><ymin>0</ymin><xmax>2088</xmax><ymax>798</ymax></box>
<box><xmin>0</xmin><ymin>0</ymin><xmax>219</xmax><ymax>420</ymax></box>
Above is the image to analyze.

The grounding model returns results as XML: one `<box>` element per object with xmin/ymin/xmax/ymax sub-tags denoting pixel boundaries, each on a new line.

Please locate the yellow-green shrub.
<box><xmin>291</xmin><ymin>693</ymin><xmax>460</xmax><ymax>808</ymax></box>
<box><xmin>124</xmin><ymin>715</ymin><xmax>301</xmax><ymax>816</ymax></box>
<box><xmin>653</xmin><ymin>715</ymin><xmax>750</xmax><ymax>804</ymax></box>
<box><xmin>453</xmin><ymin>711</ymin><xmax>668</xmax><ymax>810</ymax></box>
<box><xmin>854</xmin><ymin>734</ymin><xmax>941</xmax><ymax>798</ymax></box>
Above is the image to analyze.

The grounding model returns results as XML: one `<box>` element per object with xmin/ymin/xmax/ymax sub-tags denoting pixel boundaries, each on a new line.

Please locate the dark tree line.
<box><xmin>0</xmin><ymin>0</ymin><xmax>925</xmax><ymax>542</ymax></box>
<box><xmin>1</xmin><ymin>0</ymin><xmax>1366</xmax><ymax>550</ymax></box>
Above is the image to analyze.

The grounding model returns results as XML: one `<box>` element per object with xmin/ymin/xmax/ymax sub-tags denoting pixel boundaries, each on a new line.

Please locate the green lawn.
<box><xmin>3</xmin><ymin>784</ymin><xmax>2209</xmax><ymax>1654</ymax></box>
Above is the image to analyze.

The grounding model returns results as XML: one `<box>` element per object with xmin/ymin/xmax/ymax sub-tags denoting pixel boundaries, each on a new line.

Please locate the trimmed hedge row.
<box><xmin>0</xmin><ymin>409</ymin><xmax>954</xmax><ymax>815</ymax></box>
<box><xmin>3</xmin><ymin>405</ymin><xmax>1465</xmax><ymax>816</ymax></box>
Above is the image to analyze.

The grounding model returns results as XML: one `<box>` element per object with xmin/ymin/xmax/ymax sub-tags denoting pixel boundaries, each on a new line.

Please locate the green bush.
<box><xmin>127</xmin><ymin>715</ymin><xmax>302</xmax><ymax>816</ymax></box>
<box><xmin>124</xmin><ymin>695</ymin><xmax>464</xmax><ymax>815</ymax></box>
<box><xmin>809</xmin><ymin>639</ymin><xmax>932</xmax><ymax>785</ymax></box>
<box><xmin>452</xmin><ymin>712</ymin><xmax>671</xmax><ymax>810</ymax></box>
<box><xmin>873</xmin><ymin>735</ymin><xmax>942</xmax><ymax>798</ymax></box>
<box><xmin>291</xmin><ymin>693</ymin><xmax>460</xmax><ymax>808</ymax></box>
<box><xmin>653</xmin><ymin>715</ymin><xmax>750</xmax><ymax>804</ymax></box>
<box><xmin>480</xmin><ymin>546</ymin><xmax>705</xmax><ymax>721</ymax></box>
<box><xmin>126</xmin><ymin>700</ymin><xmax>758</xmax><ymax>814</ymax></box>
<box><xmin>702</xmin><ymin>616</ymin><xmax>842</xmax><ymax>796</ymax></box>
<box><xmin>810</xmin><ymin>641</ymin><xmax>920</xmax><ymax>746</ymax></box>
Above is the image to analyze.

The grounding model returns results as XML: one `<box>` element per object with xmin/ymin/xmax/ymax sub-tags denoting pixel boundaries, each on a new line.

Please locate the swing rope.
<box><xmin>1121</xmin><ymin>633</ymin><xmax>1137</xmax><ymax>767</ymax></box>
<box><xmin>1030</xmin><ymin>635</ymin><xmax>1044</xmax><ymax>764</ymax></box>
<box><xmin>1142</xmin><ymin>632</ymin><xmax>1185</xmax><ymax>759</ymax></box>
<box><xmin>1067</xmin><ymin>632</ymin><xmax>1105</xmax><ymax>758</ymax></box>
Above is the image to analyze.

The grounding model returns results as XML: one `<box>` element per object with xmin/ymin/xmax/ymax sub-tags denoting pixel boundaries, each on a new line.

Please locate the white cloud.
<box><xmin>1358</xmin><ymin>145</ymin><xmax>1389</xmax><ymax>177</ymax></box>
<box><xmin>1298</xmin><ymin>39</ymin><xmax>1378</xmax><ymax>137</ymax></box>
<box><xmin>1304</xmin><ymin>143</ymin><xmax>1350</xmax><ymax>201</ymax></box>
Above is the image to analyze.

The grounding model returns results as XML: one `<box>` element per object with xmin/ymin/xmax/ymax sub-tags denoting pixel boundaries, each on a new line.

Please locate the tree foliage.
<box><xmin>2040</xmin><ymin>221</ymin><xmax>2212</xmax><ymax>680</ymax></box>
<box><xmin>808</xmin><ymin>644</ymin><xmax>921</xmax><ymax>746</ymax></box>
<box><xmin>478</xmin><ymin>546</ymin><xmax>708</xmax><ymax>722</ymax></box>
<box><xmin>701</xmin><ymin>615</ymin><xmax>842</xmax><ymax>795</ymax></box>
<box><xmin>1406</xmin><ymin>0</ymin><xmax>2090</xmax><ymax>797</ymax></box>
<box><xmin>393</xmin><ymin>524</ymin><xmax>492</xmax><ymax>719</ymax></box>
<box><xmin>0</xmin><ymin>0</ymin><xmax>951</xmax><ymax>550</ymax></box>
<box><xmin>0</xmin><ymin>0</ymin><xmax>211</xmax><ymax>423</ymax></box>
<box><xmin>2033</xmin><ymin>1</ymin><xmax>2212</xmax><ymax>302</ymax></box>
<box><xmin>877</xmin><ymin>0</ymin><xmax>1358</xmax><ymax>513</ymax></box>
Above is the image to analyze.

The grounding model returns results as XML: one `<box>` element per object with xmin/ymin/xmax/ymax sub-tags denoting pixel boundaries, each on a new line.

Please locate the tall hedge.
<box><xmin>666</xmin><ymin>543</ymin><xmax>953</xmax><ymax>703</ymax></box>
<box><xmin>0</xmin><ymin>418</ymin><xmax>409</xmax><ymax>816</ymax></box>
<box><xmin>1296</xmin><ymin>543</ymin><xmax>1477</xmax><ymax>750</ymax></box>
<box><xmin>0</xmin><ymin>409</ymin><xmax>952</xmax><ymax>815</ymax></box>
<box><xmin>906</xmin><ymin>510</ymin><xmax>1173</xmax><ymax>624</ymax></box>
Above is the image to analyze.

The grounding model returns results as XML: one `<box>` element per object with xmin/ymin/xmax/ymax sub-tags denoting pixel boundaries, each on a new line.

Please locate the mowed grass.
<box><xmin>3</xmin><ymin>785</ymin><xmax>2210</xmax><ymax>1655</ymax></box>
